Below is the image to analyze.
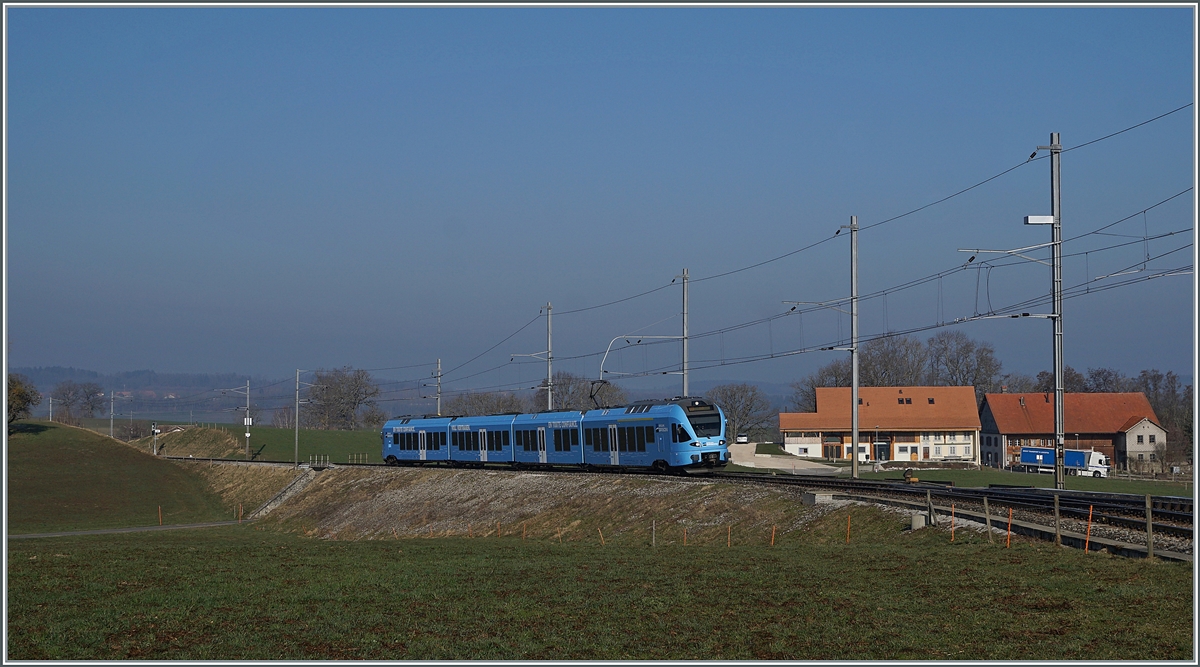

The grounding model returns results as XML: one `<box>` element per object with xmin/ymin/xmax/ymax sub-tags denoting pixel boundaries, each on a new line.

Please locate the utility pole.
<box><xmin>435</xmin><ymin>358</ymin><xmax>442</xmax><ymax>417</ymax></box>
<box><xmin>49</xmin><ymin>396</ymin><xmax>52</xmax><ymax>422</ymax></box>
<box><xmin>850</xmin><ymin>216</ymin><xmax>860</xmax><ymax>481</ymax></box>
<box><xmin>682</xmin><ymin>267</ymin><xmax>689</xmax><ymax>397</ymax></box>
<box><xmin>244</xmin><ymin>380</ymin><xmax>251</xmax><ymax>457</ymax></box>
<box><xmin>109</xmin><ymin>391</ymin><xmax>114</xmax><ymax>438</ymax></box>
<box><xmin>1042</xmin><ymin>132</ymin><xmax>1066</xmax><ymax>491</ymax></box>
<box><xmin>295</xmin><ymin>369</ymin><xmax>300</xmax><ymax>468</ymax></box>
<box><xmin>546</xmin><ymin>302</ymin><xmax>553</xmax><ymax>411</ymax></box>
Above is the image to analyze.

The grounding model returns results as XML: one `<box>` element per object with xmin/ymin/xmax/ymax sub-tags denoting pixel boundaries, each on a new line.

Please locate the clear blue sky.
<box><xmin>5</xmin><ymin>6</ymin><xmax>1195</xmax><ymax>397</ymax></box>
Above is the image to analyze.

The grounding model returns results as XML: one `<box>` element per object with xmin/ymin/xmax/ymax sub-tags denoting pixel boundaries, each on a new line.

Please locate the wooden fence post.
<box><xmin>983</xmin><ymin>496</ymin><xmax>994</xmax><ymax>543</ymax></box>
<box><xmin>1145</xmin><ymin>494</ymin><xmax>1154</xmax><ymax>560</ymax></box>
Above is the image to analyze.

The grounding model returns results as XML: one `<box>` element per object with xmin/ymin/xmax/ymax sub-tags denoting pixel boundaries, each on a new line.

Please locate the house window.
<box><xmin>928</xmin><ymin>397</ymin><xmax>935</xmax><ymax>404</ymax></box>
<box><xmin>949</xmin><ymin>446</ymin><xmax>957</xmax><ymax>456</ymax></box>
<box><xmin>1137</xmin><ymin>435</ymin><xmax>1144</xmax><ymax>444</ymax></box>
<box><xmin>798</xmin><ymin>447</ymin><xmax>808</xmax><ymax>455</ymax></box>
<box><xmin>1150</xmin><ymin>453</ymin><xmax>1157</xmax><ymax>461</ymax></box>
<box><xmin>934</xmin><ymin>446</ymin><xmax>942</xmax><ymax>456</ymax></box>
<box><xmin>898</xmin><ymin>446</ymin><xmax>907</xmax><ymax>454</ymax></box>
<box><xmin>964</xmin><ymin>445</ymin><xmax>971</xmax><ymax>457</ymax></box>
<box><xmin>905</xmin><ymin>398</ymin><xmax>912</xmax><ymax>404</ymax></box>
<box><xmin>1138</xmin><ymin>453</ymin><xmax>1144</xmax><ymax>460</ymax></box>
<box><xmin>898</xmin><ymin>398</ymin><xmax>904</xmax><ymax>405</ymax></box>
<box><xmin>1150</xmin><ymin>435</ymin><xmax>1156</xmax><ymax>444</ymax></box>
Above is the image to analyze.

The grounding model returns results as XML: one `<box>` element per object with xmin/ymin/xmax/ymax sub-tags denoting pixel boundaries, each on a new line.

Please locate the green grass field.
<box><xmin>7</xmin><ymin>423</ymin><xmax>229</xmax><ymax>533</ymax></box>
<box><xmin>7</xmin><ymin>507</ymin><xmax>1191</xmax><ymax>660</ymax></box>
<box><xmin>181</xmin><ymin>425</ymin><xmax>380</xmax><ymax>464</ymax></box>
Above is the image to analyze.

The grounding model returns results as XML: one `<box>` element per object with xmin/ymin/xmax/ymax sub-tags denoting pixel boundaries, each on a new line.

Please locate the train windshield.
<box><xmin>687</xmin><ymin>413</ymin><xmax>722</xmax><ymax>438</ymax></box>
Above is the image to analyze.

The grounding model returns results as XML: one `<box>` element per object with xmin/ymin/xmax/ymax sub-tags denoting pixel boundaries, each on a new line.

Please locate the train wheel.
<box><xmin>651</xmin><ymin>460</ymin><xmax>668</xmax><ymax>473</ymax></box>
<box><xmin>385</xmin><ymin>456</ymin><xmax>398</xmax><ymax>466</ymax></box>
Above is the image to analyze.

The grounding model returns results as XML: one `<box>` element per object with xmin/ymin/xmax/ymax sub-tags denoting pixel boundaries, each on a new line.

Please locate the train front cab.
<box><xmin>666</xmin><ymin>398</ymin><xmax>729</xmax><ymax>470</ymax></box>
<box><xmin>382</xmin><ymin>416</ymin><xmax>451</xmax><ymax>465</ymax></box>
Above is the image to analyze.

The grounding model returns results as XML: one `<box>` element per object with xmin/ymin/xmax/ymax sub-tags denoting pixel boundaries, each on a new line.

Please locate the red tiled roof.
<box><xmin>780</xmin><ymin>386</ymin><xmax>981</xmax><ymax>432</ymax></box>
<box><xmin>982</xmin><ymin>393</ymin><xmax>1159</xmax><ymax>435</ymax></box>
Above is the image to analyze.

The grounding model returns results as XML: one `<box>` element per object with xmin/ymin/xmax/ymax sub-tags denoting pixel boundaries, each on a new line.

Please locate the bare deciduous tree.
<box><xmin>1035</xmin><ymin>366</ymin><xmax>1088</xmax><ymax>393</ymax></box>
<box><xmin>925</xmin><ymin>330</ymin><xmax>1002</xmax><ymax>401</ymax></box>
<box><xmin>1085</xmin><ymin>367</ymin><xmax>1135</xmax><ymax>393</ymax></box>
<box><xmin>50</xmin><ymin>381</ymin><xmax>84</xmax><ymax>422</ymax></box>
<box><xmin>788</xmin><ymin>357</ymin><xmax>851</xmax><ymax>412</ymax></box>
<box><xmin>271</xmin><ymin>405</ymin><xmax>294</xmax><ymax>429</ymax></box>
<box><xmin>997</xmin><ymin>372</ymin><xmax>1037</xmax><ymax>394</ymax></box>
<box><xmin>444</xmin><ymin>391</ymin><xmax>527</xmax><ymax>417</ymax></box>
<box><xmin>706</xmin><ymin>383</ymin><xmax>774</xmax><ymax>441</ymax></box>
<box><xmin>859</xmin><ymin>335</ymin><xmax>928</xmax><ymax>387</ymax></box>
<box><xmin>77</xmin><ymin>382</ymin><xmax>105</xmax><ymax>418</ymax></box>
<box><xmin>302</xmin><ymin>367</ymin><xmax>381</xmax><ymax>430</ymax></box>
<box><xmin>542</xmin><ymin>372</ymin><xmax>627</xmax><ymax>412</ymax></box>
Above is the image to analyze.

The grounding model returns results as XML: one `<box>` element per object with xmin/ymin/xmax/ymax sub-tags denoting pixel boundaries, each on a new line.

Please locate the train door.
<box><xmin>537</xmin><ymin>427</ymin><xmax>547</xmax><ymax>464</ymax></box>
<box><xmin>479</xmin><ymin>429</ymin><xmax>488</xmax><ymax>463</ymax></box>
<box><xmin>608</xmin><ymin>424</ymin><xmax>619</xmax><ymax>465</ymax></box>
<box><xmin>419</xmin><ymin>431</ymin><xmax>427</xmax><ymax>461</ymax></box>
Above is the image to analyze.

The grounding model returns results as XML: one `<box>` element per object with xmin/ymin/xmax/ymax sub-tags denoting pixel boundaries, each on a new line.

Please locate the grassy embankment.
<box><xmin>8</xmin><ymin>508</ymin><xmax>1192</xmax><ymax>661</ymax></box>
<box><xmin>852</xmin><ymin>468</ymin><xmax>1193</xmax><ymax>497</ymax></box>
<box><xmin>157</xmin><ymin>425</ymin><xmax>380</xmax><ymax>463</ymax></box>
<box><xmin>6</xmin><ymin>423</ymin><xmax>232</xmax><ymax>533</ymax></box>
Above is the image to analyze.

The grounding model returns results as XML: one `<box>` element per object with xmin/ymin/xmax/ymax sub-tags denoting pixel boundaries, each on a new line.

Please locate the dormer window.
<box><xmin>928</xmin><ymin>398</ymin><xmax>935</xmax><ymax>404</ymax></box>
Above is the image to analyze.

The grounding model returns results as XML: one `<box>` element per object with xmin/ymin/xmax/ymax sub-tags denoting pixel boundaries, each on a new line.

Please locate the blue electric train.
<box><xmin>380</xmin><ymin>397</ymin><xmax>730</xmax><ymax>472</ymax></box>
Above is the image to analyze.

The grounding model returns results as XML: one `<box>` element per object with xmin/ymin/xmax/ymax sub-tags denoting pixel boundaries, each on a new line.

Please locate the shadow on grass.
<box><xmin>8</xmin><ymin>422</ymin><xmax>50</xmax><ymax>436</ymax></box>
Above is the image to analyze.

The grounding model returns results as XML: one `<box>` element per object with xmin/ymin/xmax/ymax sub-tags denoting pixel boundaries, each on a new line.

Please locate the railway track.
<box><xmin>170</xmin><ymin>456</ymin><xmax>1193</xmax><ymax>540</ymax></box>
<box><xmin>709</xmin><ymin>470</ymin><xmax>1193</xmax><ymax>539</ymax></box>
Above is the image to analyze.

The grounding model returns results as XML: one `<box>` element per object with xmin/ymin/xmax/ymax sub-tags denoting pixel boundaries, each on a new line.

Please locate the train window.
<box><xmin>502</xmin><ymin>431</ymin><xmax>510</xmax><ymax>448</ymax></box>
<box><xmin>524</xmin><ymin>430</ymin><xmax>533</xmax><ymax>452</ymax></box>
<box><xmin>617</xmin><ymin>428</ymin><xmax>627</xmax><ymax>452</ymax></box>
<box><xmin>471</xmin><ymin>432</ymin><xmax>480</xmax><ymax>451</ymax></box>
<box><xmin>571</xmin><ymin>429</ymin><xmax>579</xmax><ymax>449</ymax></box>
<box><xmin>645</xmin><ymin>426</ymin><xmax>655</xmax><ymax>449</ymax></box>
<box><xmin>635</xmin><ymin>426</ymin><xmax>646</xmax><ymax>452</ymax></box>
<box><xmin>486</xmin><ymin>432</ymin><xmax>494</xmax><ymax>451</ymax></box>
<box><xmin>553</xmin><ymin>430</ymin><xmax>562</xmax><ymax>452</ymax></box>
<box><xmin>392</xmin><ymin>433</ymin><xmax>399</xmax><ymax>446</ymax></box>
<box><xmin>585</xmin><ymin>429</ymin><xmax>594</xmax><ymax>451</ymax></box>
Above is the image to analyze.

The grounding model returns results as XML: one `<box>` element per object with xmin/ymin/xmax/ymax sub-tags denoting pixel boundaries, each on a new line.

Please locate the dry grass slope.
<box><xmin>137</xmin><ymin>427</ymin><xmax>242</xmax><ymax>459</ymax></box>
<box><xmin>263</xmin><ymin>468</ymin><xmax>841</xmax><ymax>544</ymax></box>
<box><xmin>173</xmin><ymin>461</ymin><xmax>303</xmax><ymax>515</ymax></box>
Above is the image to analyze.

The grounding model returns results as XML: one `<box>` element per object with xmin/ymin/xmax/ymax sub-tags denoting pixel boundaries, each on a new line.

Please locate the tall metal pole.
<box><xmin>850</xmin><ymin>216</ymin><xmax>860</xmax><ymax>480</ymax></box>
<box><xmin>682</xmin><ymin>268</ymin><xmax>689</xmax><ymax>397</ymax></box>
<box><xmin>295</xmin><ymin>369</ymin><xmax>300</xmax><ymax>468</ymax></box>
<box><xmin>1048</xmin><ymin>132</ymin><xmax>1065</xmax><ymax>490</ymax></box>
<box><xmin>49</xmin><ymin>396</ymin><xmax>52</xmax><ymax>422</ymax></box>
<box><xmin>546</xmin><ymin>302</ymin><xmax>553</xmax><ymax>411</ymax></box>
<box><xmin>109</xmin><ymin>391</ymin><xmax>114</xmax><ymax>438</ymax></box>
<box><xmin>435</xmin><ymin>358</ymin><xmax>442</xmax><ymax>417</ymax></box>
<box><xmin>245</xmin><ymin>379</ymin><xmax>251</xmax><ymax>457</ymax></box>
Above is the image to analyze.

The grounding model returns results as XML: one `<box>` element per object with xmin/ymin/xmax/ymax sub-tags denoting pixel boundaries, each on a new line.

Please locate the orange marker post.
<box><xmin>1006</xmin><ymin>507</ymin><xmax>1013</xmax><ymax>548</ymax></box>
<box><xmin>727</xmin><ymin>525</ymin><xmax>731</xmax><ymax>548</ymax></box>
<box><xmin>951</xmin><ymin>503</ymin><xmax>955</xmax><ymax>542</ymax></box>
<box><xmin>771</xmin><ymin>525</ymin><xmax>777</xmax><ymax>547</ymax></box>
<box><xmin>598</xmin><ymin>528</ymin><xmax>605</xmax><ymax>546</ymax></box>
<box><xmin>158</xmin><ymin>506</ymin><xmax>162</xmax><ymax>526</ymax></box>
<box><xmin>846</xmin><ymin>514</ymin><xmax>851</xmax><ymax>544</ymax></box>
<box><xmin>1085</xmin><ymin>505</ymin><xmax>1094</xmax><ymax>552</ymax></box>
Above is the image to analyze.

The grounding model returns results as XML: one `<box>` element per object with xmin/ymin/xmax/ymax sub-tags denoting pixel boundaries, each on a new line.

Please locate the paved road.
<box><xmin>9</xmin><ymin>520</ymin><xmax>254</xmax><ymax>540</ymax></box>
<box><xmin>727</xmin><ymin>443</ymin><xmax>841</xmax><ymax>476</ymax></box>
